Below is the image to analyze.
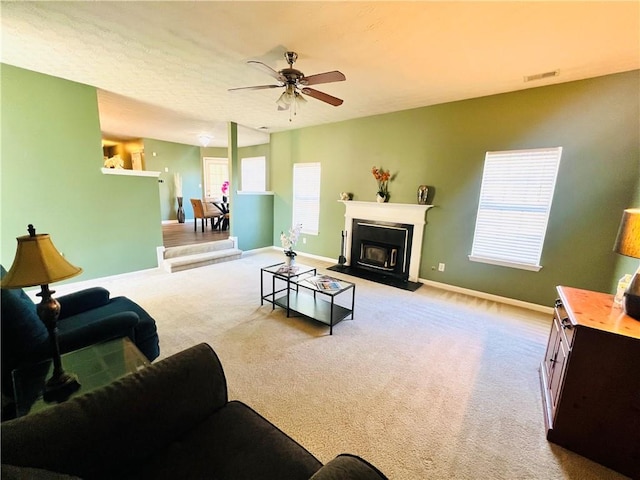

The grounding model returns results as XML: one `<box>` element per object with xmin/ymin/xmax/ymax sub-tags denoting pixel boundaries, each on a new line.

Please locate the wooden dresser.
<box><xmin>539</xmin><ymin>286</ymin><xmax>640</xmax><ymax>478</ymax></box>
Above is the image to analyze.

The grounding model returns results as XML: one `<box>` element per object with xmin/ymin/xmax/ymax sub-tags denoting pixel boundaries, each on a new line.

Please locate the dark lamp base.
<box><xmin>623</xmin><ymin>292</ymin><xmax>640</xmax><ymax>321</ymax></box>
<box><xmin>43</xmin><ymin>372</ymin><xmax>81</xmax><ymax>403</ymax></box>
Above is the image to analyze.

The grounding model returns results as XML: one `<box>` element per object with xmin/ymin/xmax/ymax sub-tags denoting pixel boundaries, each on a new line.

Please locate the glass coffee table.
<box><xmin>260</xmin><ymin>262</ymin><xmax>355</xmax><ymax>335</ymax></box>
<box><xmin>12</xmin><ymin>337</ymin><xmax>150</xmax><ymax>417</ymax></box>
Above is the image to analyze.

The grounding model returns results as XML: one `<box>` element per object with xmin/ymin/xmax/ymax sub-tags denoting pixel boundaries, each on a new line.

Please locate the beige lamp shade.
<box><xmin>1</xmin><ymin>230</ymin><xmax>82</xmax><ymax>289</ymax></box>
<box><xmin>613</xmin><ymin>208</ymin><xmax>640</xmax><ymax>259</ymax></box>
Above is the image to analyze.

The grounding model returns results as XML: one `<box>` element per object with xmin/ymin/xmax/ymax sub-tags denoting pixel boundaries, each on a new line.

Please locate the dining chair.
<box><xmin>190</xmin><ymin>198</ymin><xmax>215</xmax><ymax>232</ymax></box>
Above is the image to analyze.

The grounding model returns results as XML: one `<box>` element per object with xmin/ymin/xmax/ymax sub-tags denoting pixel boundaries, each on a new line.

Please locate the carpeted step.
<box><xmin>162</xmin><ymin>239</ymin><xmax>242</xmax><ymax>273</ymax></box>
<box><xmin>163</xmin><ymin>239</ymin><xmax>236</xmax><ymax>259</ymax></box>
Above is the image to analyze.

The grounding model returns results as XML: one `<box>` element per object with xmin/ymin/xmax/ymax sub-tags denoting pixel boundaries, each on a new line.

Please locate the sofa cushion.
<box><xmin>0</xmin><ymin>265</ymin><xmax>49</xmax><ymax>390</ymax></box>
<box><xmin>0</xmin><ymin>286</ymin><xmax>48</xmax><ymax>354</ymax></box>
<box><xmin>133</xmin><ymin>401</ymin><xmax>322</xmax><ymax>480</ymax></box>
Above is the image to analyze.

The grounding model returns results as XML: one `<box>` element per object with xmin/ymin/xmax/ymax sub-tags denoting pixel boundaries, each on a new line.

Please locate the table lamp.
<box><xmin>613</xmin><ymin>208</ymin><xmax>640</xmax><ymax>320</ymax></box>
<box><xmin>1</xmin><ymin>224</ymin><xmax>83</xmax><ymax>400</ymax></box>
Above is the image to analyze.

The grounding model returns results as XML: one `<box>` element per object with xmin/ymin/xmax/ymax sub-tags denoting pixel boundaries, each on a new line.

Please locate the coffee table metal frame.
<box><xmin>260</xmin><ymin>262</ymin><xmax>355</xmax><ymax>335</ymax></box>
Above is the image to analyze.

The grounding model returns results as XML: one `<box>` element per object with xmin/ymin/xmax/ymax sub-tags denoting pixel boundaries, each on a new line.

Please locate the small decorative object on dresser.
<box><xmin>417</xmin><ymin>185</ymin><xmax>429</xmax><ymax>205</ymax></box>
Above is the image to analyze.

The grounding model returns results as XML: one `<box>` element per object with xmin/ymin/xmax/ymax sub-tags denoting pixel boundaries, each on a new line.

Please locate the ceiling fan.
<box><xmin>228</xmin><ymin>51</ymin><xmax>346</xmax><ymax>117</ymax></box>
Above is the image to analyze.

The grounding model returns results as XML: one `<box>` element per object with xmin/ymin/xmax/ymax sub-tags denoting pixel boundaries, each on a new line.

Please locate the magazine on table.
<box><xmin>276</xmin><ymin>265</ymin><xmax>300</xmax><ymax>275</ymax></box>
<box><xmin>306</xmin><ymin>274</ymin><xmax>343</xmax><ymax>291</ymax></box>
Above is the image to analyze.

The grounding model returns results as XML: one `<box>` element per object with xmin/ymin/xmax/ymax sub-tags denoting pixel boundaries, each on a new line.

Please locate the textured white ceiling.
<box><xmin>2</xmin><ymin>1</ymin><xmax>638</xmax><ymax>147</ymax></box>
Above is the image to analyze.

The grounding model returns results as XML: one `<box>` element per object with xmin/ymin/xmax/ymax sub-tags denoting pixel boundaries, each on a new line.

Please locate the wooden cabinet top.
<box><xmin>557</xmin><ymin>286</ymin><xmax>640</xmax><ymax>340</ymax></box>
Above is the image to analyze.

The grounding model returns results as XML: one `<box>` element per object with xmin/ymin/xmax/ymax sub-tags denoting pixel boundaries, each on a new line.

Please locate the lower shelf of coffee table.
<box><xmin>274</xmin><ymin>292</ymin><xmax>352</xmax><ymax>327</ymax></box>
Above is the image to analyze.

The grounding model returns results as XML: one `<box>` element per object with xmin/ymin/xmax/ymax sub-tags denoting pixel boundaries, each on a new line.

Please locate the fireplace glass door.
<box><xmin>358</xmin><ymin>241</ymin><xmax>397</xmax><ymax>271</ymax></box>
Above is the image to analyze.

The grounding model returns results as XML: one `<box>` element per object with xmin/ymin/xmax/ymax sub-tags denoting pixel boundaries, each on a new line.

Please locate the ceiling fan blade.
<box><xmin>247</xmin><ymin>60</ymin><xmax>286</xmax><ymax>82</ymax></box>
<box><xmin>301</xmin><ymin>87</ymin><xmax>344</xmax><ymax>106</ymax></box>
<box><xmin>228</xmin><ymin>84</ymin><xmax>282</xmax><ymax>92</ymax></box>
<box><xmin>301</xmin><ymin>70</ymin><xmax>346</xmax><ymax>86</ymax></box>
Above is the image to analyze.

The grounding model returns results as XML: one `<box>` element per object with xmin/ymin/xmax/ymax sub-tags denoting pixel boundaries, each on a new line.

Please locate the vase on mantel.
<box><xmin>176</xmin><ymin>197</ymin><xmax>185</xmax><ymax>223</ymax></box>
<box><xmin>376</xmin><ymin>192</ymin><xmax>388</xmax><ymax>203</ymax></box>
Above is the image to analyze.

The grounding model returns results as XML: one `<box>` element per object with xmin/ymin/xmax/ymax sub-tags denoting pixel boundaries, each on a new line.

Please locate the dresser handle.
<box><xmin>560</xmin><ymin>317</ymin><xmax>572</xmax><ymax>329</ymax></box>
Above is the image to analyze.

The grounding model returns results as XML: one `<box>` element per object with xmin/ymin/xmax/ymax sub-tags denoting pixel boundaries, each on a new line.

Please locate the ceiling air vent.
<box><xmin>524</xmin><ymin>70</ymin><xmax>559</xmax><ymax>82</ymax></box>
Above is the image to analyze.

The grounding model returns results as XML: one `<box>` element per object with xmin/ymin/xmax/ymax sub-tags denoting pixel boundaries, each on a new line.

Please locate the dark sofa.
<box><xmin>1</xmin><ymin>343</ymin><xmax>388</xmax><ymax>480</ymax></box>
<box><xmin>1</xmin><ymin>264</ymin><xmax>160</xmax><ymax>411</ymax></box>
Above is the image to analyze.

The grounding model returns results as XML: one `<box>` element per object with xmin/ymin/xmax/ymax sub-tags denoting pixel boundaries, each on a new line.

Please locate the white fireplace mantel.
<box><xmin>339</xmin><ymin>201</ymin><xmax>434</xmax><ymax>282</ymax></box>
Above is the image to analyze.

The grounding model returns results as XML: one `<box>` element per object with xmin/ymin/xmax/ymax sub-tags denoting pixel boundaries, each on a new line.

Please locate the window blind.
<box><xmin>469</xmin><ymin>147</ymin><xmax>562</xmax><ymax>271</ymax></box>
<box><xmin>241</xmin><ymin>156</ymin><xmax>266</xmax><ymax>192</ymax></box>
<box><xmin>293</xmin><ymin>163</ymin><xmax>321</xmax><ymax>235</ymax></box>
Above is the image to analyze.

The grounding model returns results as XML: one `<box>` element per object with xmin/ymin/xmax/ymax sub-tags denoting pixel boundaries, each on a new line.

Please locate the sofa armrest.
<box><xmin>309</xmin><ymin>454</ymin><xmax>388</xmax><ymax>480</ymax></box>
<box><xmin>57</xmin><ymin>287</ymin><xmax>111</xmax><ymax>319</ymax></box>
<box><xmin>1</xmin><ymin>343</ymin><xmax>228</xmax><ymax>479</ymax></box>
<box><xmin>57</xmin><ymin>312</ymin><xmax>139</xmax><ymax>353</ymax></box>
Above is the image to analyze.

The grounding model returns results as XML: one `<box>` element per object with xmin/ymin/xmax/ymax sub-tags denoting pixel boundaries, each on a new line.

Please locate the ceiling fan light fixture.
<box><xmin>276</xmin><ymin>91</ymin><xmax>291</xmax><ymax>110</ymax></box>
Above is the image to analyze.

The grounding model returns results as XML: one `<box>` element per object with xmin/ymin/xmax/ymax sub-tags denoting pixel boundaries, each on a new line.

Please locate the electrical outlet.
<box><xmin>302</xmin><ymin>237</ymin><xmax>306</xmax><ymax>244</ymax></box>
<box><xmin>438</xmin><ymin>263</ymin><xmax>445</xmax><ymax>272</ymax></box>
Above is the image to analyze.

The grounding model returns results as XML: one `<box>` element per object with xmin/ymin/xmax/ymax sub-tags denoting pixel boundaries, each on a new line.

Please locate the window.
<box><xmin>203</xmin><ymin>157</ymin><xmax>229</xmax><ymax>199</ymax></box>
<box><xmin>293</xmin><ymin>163</ymin><xmax>321</xmax><ymax>235</ymax></box>
<box><xmin>469</xmin><ymin>147</ymin><xmax>562</xmax><ymax>271</ymax></box>
<box><xmin>241</xmin><ymin>156</ymin><xmax>266</xmax><ymax>192</ymax></box>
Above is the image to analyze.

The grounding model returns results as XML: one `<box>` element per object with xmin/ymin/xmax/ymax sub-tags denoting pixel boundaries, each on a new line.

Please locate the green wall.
<box><xmin>234</xmin><ymin>143</ymin><xmax>273</xmax><ymax>251</ymax></box>
<box><xmin>143</xmin><ymin>138</ymin><xmax>204</xmax><ymax>221</ymax></box>
<box><xmin>1</xmin><ymin>64</ymin><xmax>162</xmax><ymax>280</ymax></box>
<box><xmin>271</xmin><ymin>71</ymin><xmax>640</xmax><ymax>306</ymax></box>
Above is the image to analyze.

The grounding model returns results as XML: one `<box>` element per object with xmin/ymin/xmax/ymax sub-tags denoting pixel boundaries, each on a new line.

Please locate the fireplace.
<box><xmin>330</xmin><ymin>201</ymin><xmax>433</xmax><ymax>290</ymax></box>
<box><xmin>351</xmin><ymin>220</ymin><xmax>413</xmax><ymax>281</ymax></box>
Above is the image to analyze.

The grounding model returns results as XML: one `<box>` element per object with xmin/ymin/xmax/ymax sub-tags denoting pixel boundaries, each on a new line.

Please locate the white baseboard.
<box><xmin>419</xmin><ymin>278</ymin><xmax>552</xmax><ymax>314</ymax></box>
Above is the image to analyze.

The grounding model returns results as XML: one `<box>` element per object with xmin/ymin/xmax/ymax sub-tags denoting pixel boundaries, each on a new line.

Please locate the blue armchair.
<box><xmin>1</xmin><ymin>265</ymin><xmax>160</xmax><ymax>405</ymax></box>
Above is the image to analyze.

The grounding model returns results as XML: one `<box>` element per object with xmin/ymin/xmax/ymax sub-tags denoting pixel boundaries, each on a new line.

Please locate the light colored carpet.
<box><xmin>53</xmin><ymin>250</ymin><xmax>628</xmax><ymax>480</ymax></box>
